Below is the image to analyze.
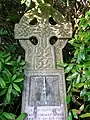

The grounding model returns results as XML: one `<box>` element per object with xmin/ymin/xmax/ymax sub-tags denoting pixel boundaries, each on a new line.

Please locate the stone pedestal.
<box><xmin>14</xmin><ymin>4</ymin><xmax>72</xmax><ymax>120</ymax></box>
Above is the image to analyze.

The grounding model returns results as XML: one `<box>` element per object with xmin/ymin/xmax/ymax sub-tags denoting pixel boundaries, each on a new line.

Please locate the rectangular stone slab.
<box><xmin>22</xmin><ymin>69</ymin><xmax>67</xmax><ymax>120</ymax></box>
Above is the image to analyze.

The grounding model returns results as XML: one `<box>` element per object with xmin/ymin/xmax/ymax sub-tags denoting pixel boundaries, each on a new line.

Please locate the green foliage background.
<box><xmin>65</xmin><ymin>10</ymin><xmax>90</xmax><ymax>120</ymax></box>
<box><xmin>0</xmin><ymin>0</ymin><xmax>90</xmax><ymax>120</ymax></box>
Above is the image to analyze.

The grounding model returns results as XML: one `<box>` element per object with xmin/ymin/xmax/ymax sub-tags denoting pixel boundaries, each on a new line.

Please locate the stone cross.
<box><xmin>14</xmin><ymin>4</ymin><xmax>72</xmax><ymax>120</ymax></box>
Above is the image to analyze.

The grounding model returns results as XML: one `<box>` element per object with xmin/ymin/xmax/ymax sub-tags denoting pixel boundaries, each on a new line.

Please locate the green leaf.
<box><xmin>3</xmin><ymin>69</ymin><xmax>11</xmax><ymax>81</ymax></box>
<box><xmin>3</xmin><ymin>52</ymin><xmax>10</xmax><ymax>58</ymax></box>
<box><xmin>16</xmin><ymin>113</ymin><xmax>27</xmax><ymax>120</ymax></box>
<box><xmin>76</xmin><ymin>74</ymin><xmax>80</xmax><ymax>83</ymax></box>
<box><xmin>76</xmin><ymin>83</ymin><xmax>84</xmax><ymax>88</ymax></box>
<box><xmin>80</xmin><ymin>113</ymin><xmax>90</xmax><ymax>118</ymax></box>
<box><xmin>66</xmin><ymin>72</ymin><xmax>78</xmax><ymax>81</ymax></box>
<box><xmin>83</xmin><ymin>70</ymin><xmax>90</xmax><ymax>76</ymax></box>
<box><xmin>68</xmin><ymin>112</ymin><xmax>72</xmax><ymax>120</ymax></box>
<box><xmin>20</xmin><ymin>61</ymin><xmax>25</xmax><ymax>66</ymax></box>
<box><xmin>0</xmin><ymin>115</ymin><xmax>7</xmax><ymax>120</ymax></box>
<box><xmin>12</xmin><ymin>89</ymin><xmax>20</xmax><ymax>96</ymax></box>
<box><xmin>0</xmin><ymin>78</ymin><xmax>6</xmax><ymax>88</ymax></box>
<box><xmin>65</xmin><ymin>64</ymin><xmax>73</xmax><ymax>73</ymax></box>
<box><xmin>6</xmin><ymin>92</ymin><xmax>11</xmax><ymax>103</ymax></box>
<box><xmin>0</xmin><ymin>28</ymin><xmax>8</xmax><ymax>36</ymax></box>
<box><xmin>83</xmin><ymin>61</ymin><xmax>90</xmax><ymax>67</ymax></box>
<box><xmin>14</xmin><ymin>78</ymin><xmax>24</xmax><ymax>83</ymax></box>
<box><xmin>0</xmin><ymin>89</ymin><xmax>7</xmax><ymax>96</ymax></box>
<box><xmin>66</xmin><ymin>96</ymin><xmax>71</xmax><ymax>104</ymax></box>
<box><xmin>5</xmin><ymin>62</ymin><xmax>14</xmax><ymax>66</ymax></box>
<box><xmin>5</xmin><ymin>56</ymin><xmax>11</xmax><ymax>63</ymax></box>
<box><xmin>72</xmin><ymin>88</ymin><xmax>80</xmax><ymax>92</ymax></box>
<box><xmin>79</xmin><ymin>104</ymin><xmax>84</xmax><ymax>111</ymax></box>
<box><xmin>8</xmin><ymin>84</ymin><xmax>12</xmax><ymax>94</ymax></box>
<box><xmin>80</xmin><ymin>89</ymin><xmax>86</xmax><ymax>97</ymax></box>
<box><xmin>12</xmin><ymin>74</ymin><xmax>17</xmax><ymax>81</ymax></box>
<box><xmin>13</xmin><ymin>83</ymin><xmax>21</xmax><ymax>92</ymax></box>
<box><xmin>17</xmin><ymin>55</ymin><xmax>21</xmax><ymax>63</ymax></box>
<box><xmin>57</xmin><ymin>62</ymin><xmax>68</xmax><ymax>68</ymax></box>
<box><xmin>0</xmin><ymin>58</ymin><xmax>4</xmax><ymax>63</ymax></box>
<box><xmin>2</xmin><ymin>112</ymin><xmax>16</xmax><ymax>120</ymax></box>
<box><xmin>0</xmin><ymin>61</ymin><xmax>2</xmax><ymax>70</ymax></box>
<box><xmin>67</xmin><ymin>85</ymin><xmax>71</xmax><ymax>93</ymax></box>
<box><xmin>72</xmin><ymin>109</ymin><xmax>78</xmax><ymax>119</ymax></box>
<box><xmin>86</xmin><ymin>92</ymin><xmax>90</xmax><ymax>96</ymax></box>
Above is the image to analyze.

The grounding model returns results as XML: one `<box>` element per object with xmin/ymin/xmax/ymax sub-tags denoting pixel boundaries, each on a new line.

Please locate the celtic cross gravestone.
<box><xmin>14</xmin><ymin>4</ymin><xmax>72</xmax><ymax>120</ymax></box>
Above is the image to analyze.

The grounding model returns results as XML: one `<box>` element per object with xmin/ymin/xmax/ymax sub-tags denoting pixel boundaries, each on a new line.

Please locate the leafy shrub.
<box><xmin>0</xmin><ymin>112</ymin><xmax>27</xmax><ymax>120</ymax></box>
<box><xmin>0</xmin><ymin>44</ymin><xmax>25</xmax><ymax>104</ymax></box>
<box><xmin>0</xmin><ymin>44</ymin><xmax>26</xmax><ymax>119</ymax></box>
<box><xmin>65</xmin><ymin>10</ymin><xmax>90</xmax><ymax>120</ymax></box>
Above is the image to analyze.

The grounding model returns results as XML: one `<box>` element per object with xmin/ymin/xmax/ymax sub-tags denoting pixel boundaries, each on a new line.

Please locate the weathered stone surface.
<box><xmin>14</xmin><ymin>4</ymin><xmax>72</xmax><ymax>120</ymax></box>
<box><xmin>22</xmin><ymin>70</ymin><xmax>67</xmax><ymax>120</ymax></box>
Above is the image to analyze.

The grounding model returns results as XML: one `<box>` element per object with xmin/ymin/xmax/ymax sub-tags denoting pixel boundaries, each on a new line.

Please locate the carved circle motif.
<box><xmin>29</xmin><ymin>36</ymin><xmax>38</xmax><ymax>45</ymax></box>
<box><xmin>49</xmin><ymin>36</ymin><xmax>57</xmax><ymax>45</ymax></box>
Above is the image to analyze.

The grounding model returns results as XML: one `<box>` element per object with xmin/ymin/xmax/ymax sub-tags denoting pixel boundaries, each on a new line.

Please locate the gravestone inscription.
<box><xmin>14</xmin><ymin>4</ymin><xmax>72</xmax><ymax>120</ymax></box>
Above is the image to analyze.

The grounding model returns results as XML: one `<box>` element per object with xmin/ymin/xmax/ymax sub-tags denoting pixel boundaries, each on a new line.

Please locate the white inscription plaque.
<box><xmin>26</xmin><ymin>105</ymin><xmax>64</xmax><ymax>120</ymax></box>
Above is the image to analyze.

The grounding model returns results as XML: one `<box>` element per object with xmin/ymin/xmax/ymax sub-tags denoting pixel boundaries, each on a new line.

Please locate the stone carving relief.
<box><xmin>14</xmin><ymin>6</ymin><xmax>72</xmax><ymax>120</ymax></box>
<box><xmin>29</xmin><ymin>75</ymin><xmax>60</xmax><ymax>106</ymax></box>
<box><xmin>15</xmin><ymin>16</ymin><xmax>72</xmax><ymax>70</ymax></box>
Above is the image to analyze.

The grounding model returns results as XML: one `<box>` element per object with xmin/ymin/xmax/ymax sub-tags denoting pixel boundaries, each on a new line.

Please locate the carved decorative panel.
<box><xmin>14</xmin><ymin>4</ymin><xmax>72</xmax><ymax>120</ymax></box>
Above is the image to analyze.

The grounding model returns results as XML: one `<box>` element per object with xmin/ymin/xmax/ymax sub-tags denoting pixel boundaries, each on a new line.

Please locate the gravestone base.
<box><xmin>22</xmin><ymin>69</ymin><xmax>67</xmax><ymax>120</ymax></box>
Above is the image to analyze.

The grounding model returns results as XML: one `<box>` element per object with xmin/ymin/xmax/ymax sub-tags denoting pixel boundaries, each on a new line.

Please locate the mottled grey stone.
<box><xmin>14</xmin><ymin>4</ymin><xmax>72</xmax><ymax>120</ymax></box>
